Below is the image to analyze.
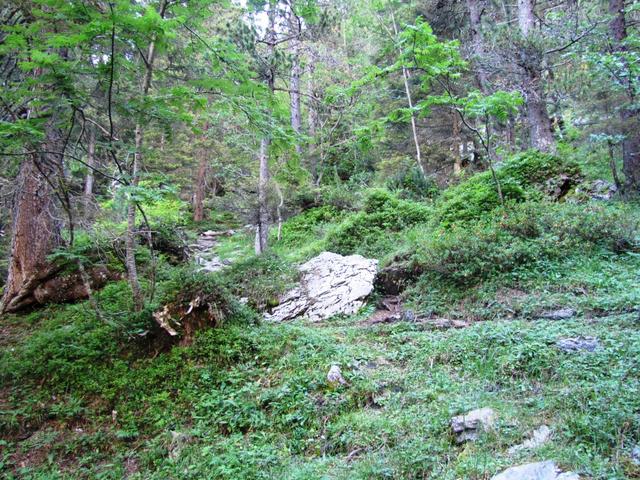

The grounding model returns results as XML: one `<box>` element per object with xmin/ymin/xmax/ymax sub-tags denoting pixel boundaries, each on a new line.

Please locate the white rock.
<box><xmin>265</xmin><ymin>252</ymin><xmax>378</xmax><ymax>322</ymax></box>
<box><xmin>508</xmin><ymin>425</ymin><xmax>552</xmax><ymax>454</ymax></box>
<box><xmin>491</xmin><ymin>461</ymin><xmax>579</xmax><ymax>480</ymax></box>
<box><xmin>327</xmin><ymin>365</ymin><xmax>348</xmax><ymax>386</ymax></box>
<box><xmin>451</xmin><ymin>407</ymin><xmax>496</xmax><ymax>443</ymax></box>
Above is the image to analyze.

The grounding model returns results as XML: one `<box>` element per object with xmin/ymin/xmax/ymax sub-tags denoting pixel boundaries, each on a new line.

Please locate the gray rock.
<box><xmin>508</xmin><ymin>425</ymin><xmax>552</xmax><ymax>454</ymax></box>
<box><xmin>451</xmin><ymin>407</ymin><xmax>496</xmax><ymax>443</ymax></box>
<box><xmin>631</xmin><ymin>445</ymin><xmax>640</xmax><ymax>465</ymax></box>
<box><xmin>556</xmin><ymin>336</ymin><xmax>600</xmax><ymax>353</ymax></box>
<box><xmin>491</xmin><ymin>461</ymin><xmax>579</xmax><ymax>480</ymax></box>
<box><xmin>327</xmin><ymin>365</ymin><xmax>348</xmax><ymax>386</ymax></box>
<box><xmin>265</xmin><ymin>252</ymin><xmax>378</xmax><ymax>322</ymax></box>
<box><xmin>581</xmin><ymin>179</ymin><xmax>618</xmax><ymax>201</ymax></box>
<box><xmin>540</xmin><ymin>308</ymin><xmax>576</xmax><ymax>320</ymax></box>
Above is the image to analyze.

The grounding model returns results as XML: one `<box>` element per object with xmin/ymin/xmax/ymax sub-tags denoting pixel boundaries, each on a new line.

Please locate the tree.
<box><xmin>516</xmin><ymin>0</ymin><xmax>556</xmax><ymax>152</ymax></box>
<box><xmin>608</xmin><ymin>0</ymin><xmax>640</xmax><ymax>193</ymax></box>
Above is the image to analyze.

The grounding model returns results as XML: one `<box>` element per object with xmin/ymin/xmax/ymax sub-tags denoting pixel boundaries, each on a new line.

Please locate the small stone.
<box><xmin>491</xmin><ymin>461</ymin><xmax>579</xmax><ymax>480</ymax></box>
<box><xmin>327</xmin><ymin>365</ymin><xmax>348</xmax><ymax>386</ymax></box>
<box><xmin>556</xmin><ymin>336</ymin><xmax>600</xmax><ymax>353</ymax></box>
<box><xmin>631</xmin><ymin>445</ymin><xmax>640</xmax><ymax>465</ymax></box>
<box><xmin>451</xmin><ymin>407</ymin><xmax>495</xmax><ymax>443</ymax></box>
<box><xmin>508</xmin><ymin>425</ymin><xmax>552</xmax><ymax>454</ymax></box>
<box><xmin>540</xmin><ymin>308</ymin><xmax>576</xmax><ymax>320</ymax></box>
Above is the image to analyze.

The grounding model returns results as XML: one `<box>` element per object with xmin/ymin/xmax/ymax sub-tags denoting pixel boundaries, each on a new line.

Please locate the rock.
<box><xmin>491</xmin><ymin>461</ymin><xmax>579</xmax><ymax>480</ymax></box>
<box><xmin>556</xmin><ymin>336</ymin><xmax>600</xmax><ymax>353</ymax></box>
<box><xmin>327</xmin><ymin>365</ymin><xmax>348</xmax><ymax>386</ymax></box>
<box><xmin>265</xmin><ymin>252</ymin><xmax>378</xmax><ymax>322</ymax></box>
<box><xmin>508</xmin><ymin>425</ymin><xmax>552</xmax><ymax>454</ymax></box>
<box><xmin>375</xmin><ymin>261</ymin><xmax>417</xmax><ymax>295</ymax></box>
<box><xmin>632</xmin><ymin>445</ymin><xmax>640</xmax><ymax>465</ymax></box>
<box><xmin>577</xmin><ymin>179</ymin><xmax>618</xmax><ymax>201</ymax></box>
<box><xmin>451</xmin><ymin>407</ymin><xmax>496</xmax><ymax>443</ymax></box>
<box><xmin>426</xmin><ymin>318</ymin><xmax>471</xmax><ymax>329</ymax></box>
<box><xmin>540</xmin><ymin>308</ymin><xmax>576</xmax><ymax>320</ymax></box>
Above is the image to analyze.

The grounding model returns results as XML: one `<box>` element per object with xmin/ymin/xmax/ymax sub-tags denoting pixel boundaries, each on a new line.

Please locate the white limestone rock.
<box><xmin>265</xmin><ymin>252</ymin><xmax>378</xmax><ymax>322</ymax></box>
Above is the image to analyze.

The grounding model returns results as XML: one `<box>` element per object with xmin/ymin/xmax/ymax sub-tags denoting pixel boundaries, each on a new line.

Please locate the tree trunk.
<box><xmin>256</xmin><ymin>137</ymin><xmax>270</xmax><ymax>254</ymax></box>
<box><xmin>193</xmin><ymin>133</ymin><xmax>209</xmax><ymax>222</ymax></box>
<box><xmin>392</xmin><ymin>12</ymin><xmax>424</xmax><ymax>176</ymax></box>
<box><xmin>517</xmin><ymin>0</ymin><xmax>556</xmax><ymax>152</ymax></box>
<box><xmin>1</xmin><ymin>126</ymin><xmax>64</xmax><ymax>313</ymax></box>
<box><xmin>126</xmin><ymin>0</ymin><xmax>166</xmax><ymax>310</ymax></box>
<box><xmin>452</xmin><ymin>111</ymin><xmax>463</xmax><ymax>175</ymax></box>
<box><xmin>609</xmin><ymin>0</ymin><xmax>640</xmax><ymax>193</ymax></box>
<box><xmin>290</xmin><ymin>25</ymin><xmax>302</xmax><ymax>155</ymax></box>
<box><xmin>467</xmin><ymin>0</ymin><xmax>489</xmax><ymax>93</ymax></box>
<box><xmin>256</xmin><ymin>0</ymin><xmax>276</xmax><ymax>255</ymax></box>
<box><xmin>83</xmin><ymin>125</ymin><xmax>96</xmax><ymax>219</ymax></box>
<box><xmin>308</xmin><ymin>50</ymin><xmax>320</xmax><ymax>184</ymax></box>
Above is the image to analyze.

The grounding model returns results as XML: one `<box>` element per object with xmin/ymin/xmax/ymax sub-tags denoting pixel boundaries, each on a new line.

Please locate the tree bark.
<box><xmin>467</xmin><ymin>0</ymin><xmax>489</xmax><ymax>94</ymax></box>
<box><xmin>256</xmin><ymin>0</ymin><xmax>276</xmax><ymax>255</ymax></box>
<box><xmin>290</xmin><ymin>19</ymin><xmax>302</xmax><ymax>155</ymax></box>
<box><xmin>452</xmin><ymin>111</ymin><xmax>463</xmax><ymax>175</ymax></box>
<box><xmin>125</xmin><ymin>0</ymin><xmax>166</xmax><ymax>310</ymax></box>
<box><xmin>609</xmin><ymin>0</ymin><xmax>640</xmax><ymax>193</ymax></box>
<box><xmin>83</xmin><ymin>125</ymin><xmax>96</xmax><ymax>219</ymax></box>
<box><xmin>307</xmin><ymin>50</ymin><xmax>320</xmax><ymax>184</ymax></box>
<box><xmin>392</xmin><ymin>12</ymin><xmax>424</xmax><ymax>176</ymax></box>
<box><xmin>517</xmin><ymin>0</ymin><xmax>556</xmax><ymax>152</ymax></box>
<box><xmin>1</xmin><ymin>124</ymin><xmax>64</xmax><ymax>313</ymax></box>
<box><xmin>193</xmin><ymin>131</ymin><xmax>209</xmax><ymax>222</ymax></box>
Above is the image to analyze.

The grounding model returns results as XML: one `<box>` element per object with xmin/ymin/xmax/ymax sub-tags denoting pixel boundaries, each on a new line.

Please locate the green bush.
<box><xmin>437</xmin><ymin>150</ymin><xmax>582</xmax><ymax>224</ymax></box>
<box><xmin>219</xmin><ymin>253</ymin><xmax>297</xmax><ymax>310</ymax></box>
<box><xmin>325</xmin><ymin>189</ymin><xmax>432</xmax><ymax>257</ymax></box>
<box><xmin>410</xmin><ymin>201</ymin><xmax>639</xmax><ymax>286</ymax></box>
<box><xmin>385</xmin><ymin>166</ymin><xmax>440</xmax><ymax>200</ymax></box>
<box><xmin>277</xmin><ymin>206</ymin><xmax>344</xmax><ymax>248</ymax></box>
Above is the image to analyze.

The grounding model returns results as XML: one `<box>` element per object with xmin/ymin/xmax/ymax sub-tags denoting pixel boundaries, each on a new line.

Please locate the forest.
<box><xmin>0</xmin><ymin>0</ymin><xmax>639</xmax><ymax>478</ymax></box>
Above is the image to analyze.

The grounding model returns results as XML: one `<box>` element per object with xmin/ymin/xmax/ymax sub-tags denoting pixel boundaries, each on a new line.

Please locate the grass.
<box><xmin>2</xmin><ymin>306</ymin><xmax>639</xmax><ymax>479</ymax></box>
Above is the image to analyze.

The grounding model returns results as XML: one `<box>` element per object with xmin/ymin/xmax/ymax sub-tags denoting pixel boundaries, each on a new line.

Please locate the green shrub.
<box><xmin>437</xmin><ymin>150</ymin><xmax>582</xmax><ymax>224</ymax></box>
<box><xmin>385</xmin><ymin>166</ymin><xmax>440</xmax><ymax>200</ymax></box>
<box><xmin>219</xmin><ymin>253</ymin><xmax>297</xmax><ymax>310</ymax></box>
<box><xmin>325</xmin><ymin>189</ymin><xmax>432</xmax><ymax>257</ymax></box>
<box><xmin>410</xmin><ymin>201</ymin><xmax>639</xmax><ymax>287</ymax></box>
<box><xmin>277</xmin><ymin>206</ymin><xmax>344</xmax><ymax>248</ymax></box>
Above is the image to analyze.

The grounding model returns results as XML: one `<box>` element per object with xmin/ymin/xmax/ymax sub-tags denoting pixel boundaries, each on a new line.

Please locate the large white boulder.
<box><xmin>265</xmin><ymin>252</ymin><xmax>378</xmax><ymax>322</ymax></box>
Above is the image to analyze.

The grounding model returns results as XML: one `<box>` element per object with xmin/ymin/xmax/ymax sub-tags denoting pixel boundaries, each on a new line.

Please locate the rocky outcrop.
<box><xmin>265</xmin><ymin>252</ymin><xmax>378</xmax><ymax>322</ymax></box>
<box><xmin>451</xmin><ymin>407</ymin><xmax>496</xmax><ymax>444</ymax></box>
<box><xmin>491</xmin><ymin>461</ymin><xmax>579</xmax><ymax>480</ymax></box>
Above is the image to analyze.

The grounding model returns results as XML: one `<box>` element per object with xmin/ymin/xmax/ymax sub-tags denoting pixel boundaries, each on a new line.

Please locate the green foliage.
<box><xmin>384</xmin><ymin>166</ymin><xmax>440</xmax><ymax>200</ymax></box>
<box><xmin>277</xmin><ymin>206</ymin><xmax>344</xmax><ymax>248</ymax></box>
<box><xmin>437</xmin><ymin>150</ymin><xmax>582</xmax><ymax>224</ymax></box>
<box><xmin>219</xmin><ymin>253</ymin><xmax>297</xmax><ymax>310</ymax></box>
<box><xmin>410</xmin><ymin>201</ymin><xmax>639</xmax><ymax>287</ymax></box>
<box><xmin>326</xmin><ymin>189</ymin><xmax>432</xmax><ymax>257</ymax></box>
